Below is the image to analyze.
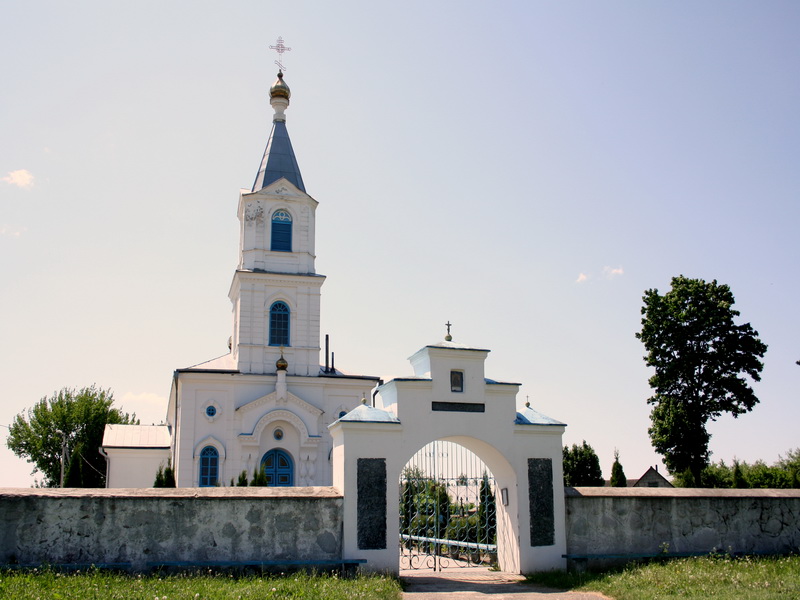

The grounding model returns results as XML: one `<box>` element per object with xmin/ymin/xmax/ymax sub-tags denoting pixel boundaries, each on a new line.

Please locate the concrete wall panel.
<box><xmin>566</xmin><ymin>488</ymin><xmax>800</xmax><ymax>560</ymax></box>
<box><xmin>0</xmin><ymin>487</ymin><xmax>342</xmax><ymax>571</ymax></box>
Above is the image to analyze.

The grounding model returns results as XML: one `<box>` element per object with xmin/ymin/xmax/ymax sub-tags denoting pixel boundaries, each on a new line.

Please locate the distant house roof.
<box><xmin>633</xmin><ymin>466</ymin><xmax>674</xmax><ymax>488</ymax></box>
<box><xmin>102</xmin><ymin>424</ymin><xmax>171</xmax><ymax>448</ymax></box>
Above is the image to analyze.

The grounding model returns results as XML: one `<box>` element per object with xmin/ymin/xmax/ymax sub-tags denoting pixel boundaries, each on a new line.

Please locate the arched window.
<box><xmin>271</xmin><ymin>209</ymin><xmax>292</xmax><ymax>252</ymax></box>
<box><xmin>260</xmin><ymin>449</ymin><xmax>294</xmax><ymax>486</ymax></box>
<box><xmin>269</xmin><ymin>301</ymin><xmax>290</xmax><ymax>347</ymax></box>
<box><xmin>199</xmin><ymin>446</ymin><xmax>219</xmax><ymax>487</ymax></box>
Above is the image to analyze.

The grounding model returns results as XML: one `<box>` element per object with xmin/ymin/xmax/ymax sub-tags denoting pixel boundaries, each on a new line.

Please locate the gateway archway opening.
<box><xmin>399</xmin><ymin>440</ymin><xmax>510</xmax><ymax>571</ymax></box>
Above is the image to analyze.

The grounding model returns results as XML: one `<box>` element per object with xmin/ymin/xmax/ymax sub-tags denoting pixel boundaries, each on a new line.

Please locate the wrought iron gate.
<box><xmin>399</xmin><ymin>440</ymin><xmax>498</xmax><ymax>570</ymax></box>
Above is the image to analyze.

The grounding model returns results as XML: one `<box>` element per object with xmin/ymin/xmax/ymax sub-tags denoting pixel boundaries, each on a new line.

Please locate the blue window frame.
<box><xmin>205</xmin><ymin>405</ymin><xmax>217</xmax><ymax>418</ymax></box>
<box><xmin>269</xmin><ymin>301</ymin><xmax>290</xmax><ymax>346</ymax></box>
<box><xmin>261</xmin><ymin>449</ymin><xmax>294</xmax><ymax>486</ymax></box>
<box><xmin>199</xmin><ymin>446</ymin><xmax>219</xmax><ymax>487</ymax></box>
<box><xmin>271</xmin><ymin>209</ymin><xmax>292</xmax><ymax>252</ymax></box>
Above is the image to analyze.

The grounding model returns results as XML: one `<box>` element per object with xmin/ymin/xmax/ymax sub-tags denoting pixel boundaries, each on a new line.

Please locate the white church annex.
<box><xmin>102</xmin><ymin>72</ymin><xmax>381</xmax><ymax>488</ymax></box>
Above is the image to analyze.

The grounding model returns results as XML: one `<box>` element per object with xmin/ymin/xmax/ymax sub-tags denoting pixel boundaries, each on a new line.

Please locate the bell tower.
<box><xmin>229</xmin><ymin>71</ymin><xmax>324</xmax><ymax>376</ymax></box>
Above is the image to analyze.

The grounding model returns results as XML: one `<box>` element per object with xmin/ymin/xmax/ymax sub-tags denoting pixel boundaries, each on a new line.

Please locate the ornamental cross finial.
<box><xmin>270</xmin><ymin>36</ymin><xmax>292</xmax><ymax>72</ymax></box>
<box><xmin>445</xmin><ymin>321</ymin><xmax>452</xmax><ymax>341</ymax></box>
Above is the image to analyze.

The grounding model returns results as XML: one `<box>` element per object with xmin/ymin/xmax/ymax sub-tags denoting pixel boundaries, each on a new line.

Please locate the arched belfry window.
<box><xmin>199</xmin><ymin>446</ymin><xmax>219</xmax><ymax>487</ymax></box>
<box><xmin>261</xmin><ymin>449</ymin><xmax>294</xmax><ymax>486</ymax></box>
<box><xmin>269</xmin><ymin>301</ymin><xmax>290</xmax><ymax>347</ymax></box>
<box><xmin>271</xmin><ymin>209</ymin><xmax>292</xmax><ymax>252</ymax></box>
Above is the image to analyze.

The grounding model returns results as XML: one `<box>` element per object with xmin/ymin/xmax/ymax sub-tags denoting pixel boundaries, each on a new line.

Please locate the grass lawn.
<box><xmin>527</xmin><ymin>554</ymin><xmax>800</xmax><ymax>599</ymax></box>
<box><xmin>0</xmin><ymin>569</ymin><xmax>403</xmax><ymax>600</ymax></box>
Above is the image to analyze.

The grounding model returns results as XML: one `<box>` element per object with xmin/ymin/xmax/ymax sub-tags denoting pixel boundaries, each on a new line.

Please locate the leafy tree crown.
<box><xmin>636</xmin><ymin>276</ymin><xmax>767</xmax><ymax>483</ymax></box>
<box><xmin>7</xmin><ymin>385</ymin><xmax>136</xmax><ymax>487</ymax></box>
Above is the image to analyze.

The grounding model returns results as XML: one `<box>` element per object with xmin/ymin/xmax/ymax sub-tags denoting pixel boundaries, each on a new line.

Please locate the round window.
<box><xmin>338</xmin><ymin>411</ymin><xmax>347</xmax><ymax>419</ymax></box>
<box><xmin>274</xmin><ymin>428</ymin><xmax>284</xmax><ymax>440</ymax></box>
<box><xmin>205</xmin><ymin>405</ymin><xmax>217</xmax><ymax>418</ymax></box>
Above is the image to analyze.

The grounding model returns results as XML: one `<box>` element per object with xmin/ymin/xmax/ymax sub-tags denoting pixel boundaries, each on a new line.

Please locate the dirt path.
<box><xmin>401</xmin><ymin>567</ymin><xmax>610</xmax><ymax>599</ymax></box>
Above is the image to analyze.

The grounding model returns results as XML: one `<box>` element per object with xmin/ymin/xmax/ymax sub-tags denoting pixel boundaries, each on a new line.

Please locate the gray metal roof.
<box><xmin>251</xmin><ymin>120</ymin><xmax>305</xmax><ymax>192</ymax></box>
<box><xmin>102</xmin><ymin>424</ymin><xmax>171</xmax><ymax>448</ymax></box>
<box><xmin>514</xmin><ymin>405</ymin><xmax>566</xmax><ymax>426</ymax></box>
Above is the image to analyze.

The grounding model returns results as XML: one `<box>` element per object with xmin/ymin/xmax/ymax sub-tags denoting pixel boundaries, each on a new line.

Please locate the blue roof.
<box><xmin>515</xmin><ymin>405</ymin><xmax>566</xmax><ymax>426</ymax></box>
<box><xmin>338</xmin><ymin>403</ymin><xmax>400</xmax><ymax>424</ymax></box>
<box><xmin>252</xmin><ymin>120</ymin><xmax>305</xmax><ymax>192</ymax></box>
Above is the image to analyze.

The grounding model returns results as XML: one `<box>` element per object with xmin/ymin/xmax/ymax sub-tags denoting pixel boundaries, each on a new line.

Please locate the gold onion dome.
<box><xmin>270</xmin><ymin>71</ymin><xmax>291</xmax><ymax>100</ymax></box>
<box><xmin>276</xmin><ymin>354</ymin><xmax>288</xmax><ymax>371</ymax></box>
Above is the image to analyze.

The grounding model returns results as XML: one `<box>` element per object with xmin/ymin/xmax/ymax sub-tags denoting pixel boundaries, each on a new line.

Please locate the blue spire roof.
<box><xmin>252</xmin><ymin>120</ymin><xmax>305</xmax><ymax>192</ymax></box>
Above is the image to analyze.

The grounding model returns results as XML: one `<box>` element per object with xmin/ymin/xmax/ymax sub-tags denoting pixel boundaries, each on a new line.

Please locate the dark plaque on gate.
<box><xmin>528</xmin><ymin>458</ymin><xmax>555</xmax><ymax>546</ymax></box>
<box><xmin>357</xmin><ymin>458</ymin><xmax>387</xmax><ymax>549</ymax></box>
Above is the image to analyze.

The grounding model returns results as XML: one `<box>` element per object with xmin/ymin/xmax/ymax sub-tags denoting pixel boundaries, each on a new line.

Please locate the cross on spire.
<box><xmin>269</xmin><ymin>36</ymin><xmax>292</xmax><ymax>72</ymax></box>
<box><xmin>445</xmin><ymin>321</ymin><xmax>452</xmax><ymax>342</ymax></box>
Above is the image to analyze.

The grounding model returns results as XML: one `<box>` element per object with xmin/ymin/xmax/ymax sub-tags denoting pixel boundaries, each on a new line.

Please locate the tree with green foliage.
<box><xmin>777</xmin><ymin>448</ymin><xmax>800</xmax><ymax>487</ymax></box>
<box><xmin>236</xmin><ymin>470</ymin><xmax>249</xmax><ymax>486</ymax></box>
<box><xmin>610</xmin><ymin>449</ymin><xmax>627</xmax><ymax>487</ymax></box>
<box><xmin>636</xmin><ymin>276</ymin><xmax>767</xmax><ymax>485</ymax></box>
<box><xmin>732</xmin><ymin>461</ymin><xmax>747</xmax><ymax>489</ymax></box>
<box><xmin>154</xmin><ymin>459</ymin><xmax>176</xmax><ymax>488</ymax></box>
<box><xmin>477</xmin><ymin>473</ymin><xmax>497</xmax><ymax>544</ymax></box>
<box><xmin>400</xmin><ymin>466</ymin><xmax>425</xmax><ymax>536</ymax></box>
<box><xmin>250</xmin><ymin>467</ymin><xmax>268</xmax><ymax>486</ymax></box>
<box><xmin>7</xmin><ymin>386</ymin><xmax>136</xmax><ymax>487</ymax></box>
<box><xmin>562</xmin><ymin>441</ymin><xmax>604</xmax><ymax>486</ymax></box>
<box><xmin>676</xmin><ymin>455</ymin><xmax>800</xmax><ymax>489</ymax></box>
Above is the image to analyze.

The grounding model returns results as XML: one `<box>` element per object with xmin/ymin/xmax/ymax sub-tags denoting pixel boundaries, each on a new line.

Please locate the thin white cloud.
<box><xmin>2</xmin><ymin>169</ymin><xmax>35</xmax><ymax>189</ymax></box>
<box><xmin>0</xmin><ymin>225</ymin><xmax>27</xmax><ymax>238</ymax></box>
<box><xmin>119</xmin><ymin>391</ymin><xmax>168</xmax><ymax>425</ymax></box>
<box><xmin>603</xmin><ymin>266</ymin><xmax>624</xmax><ymax>279</ymax></box>
<box><xmin>575</xmin><ymin>272</ymin><xmax>588</xmax><ymax>283</ymax></box>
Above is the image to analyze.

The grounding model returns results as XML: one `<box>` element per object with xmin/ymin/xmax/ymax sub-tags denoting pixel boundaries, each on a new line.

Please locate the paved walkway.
<box><xmin>400</xmin><ymin>567</ymin><xmax>609</xmax><ymax>600</ymax></box>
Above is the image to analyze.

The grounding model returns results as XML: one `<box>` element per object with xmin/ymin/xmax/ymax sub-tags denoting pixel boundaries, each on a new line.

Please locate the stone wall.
<box><xmin>566</xmin><ymin>487</ymin><xmax>800</xmax><ymax>563</ymax></box>
<box><xmin>4</xmin><ymin>486</ymin><xmax>799</xmax><ymax>573</ymax></box>
<box><xmin>0</xmin><ymin>487</ymin><xmax>342</xmax><ymax>571</ymax></box>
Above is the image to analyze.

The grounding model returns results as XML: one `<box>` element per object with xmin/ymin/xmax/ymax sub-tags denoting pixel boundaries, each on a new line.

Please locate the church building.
<box><xmin>102</xmin><ymin>71</ymin><xmax>381</xmax><ymax>488</ymax></box>
<box><xmin>102</xmin><ymin>70</ymin><xmax>566</xmax><ymax>503</ymax></box>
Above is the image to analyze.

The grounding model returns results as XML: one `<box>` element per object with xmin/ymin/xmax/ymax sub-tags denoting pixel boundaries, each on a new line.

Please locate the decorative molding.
<box><xmin>237</xmin><ymin>390</ymin><xmax>323</xmax><ymax>419</ymax></box>
<box><xmin>244</xmin><ymin>201</ymin><xmax>264</xmax><ymax>225</ymax></box>
<box><xmin>240</xmin><ymin>408</ymin><xmax>322</xmax><ymax>449</ymax></box>
<box><xmin>193</xmin><ymin>435</ymin><xmax>226</xmax><ymax>460</ymax></box>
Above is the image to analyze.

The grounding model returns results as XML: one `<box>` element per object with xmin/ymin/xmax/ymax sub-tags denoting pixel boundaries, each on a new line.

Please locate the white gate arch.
<box><xmin>330</xmin><ymin>339</ymin><xmax>567</xmax><ymax>574</ymax></box>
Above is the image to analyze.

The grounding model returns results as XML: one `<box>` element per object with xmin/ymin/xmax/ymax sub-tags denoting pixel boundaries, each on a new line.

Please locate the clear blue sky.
<box><xmin>2</xmin><ymin>2</ymin><xmax>798</xmax><ymax>487</ymax></box>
